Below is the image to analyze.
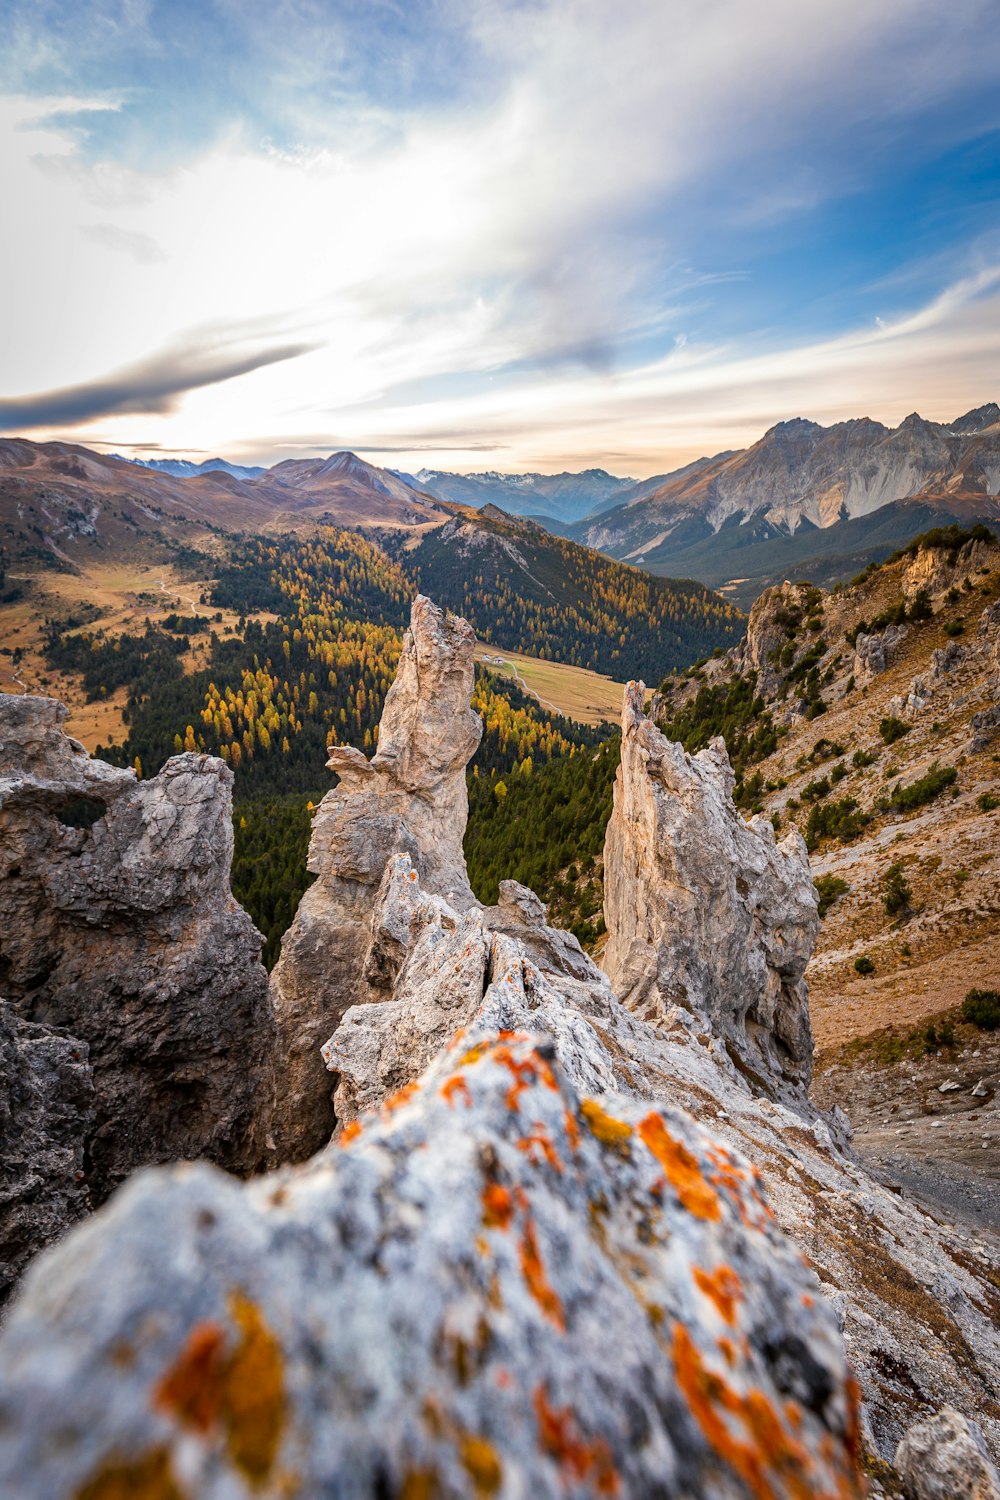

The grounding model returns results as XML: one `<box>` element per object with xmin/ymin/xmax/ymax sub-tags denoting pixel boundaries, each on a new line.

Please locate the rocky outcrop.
<box><xmin>603</xmin><ymin>682</ymin><xmax>818</xmax><ymax>1096</ymax></box>
<box><xmin>269</xmin><ymin>595</ymin><xmax>482</xmax><ymax>1160</ymax></box>
<box><xmin>902</xmin><ymin>536</ymin><xmax>998</xmax><ymax>603</ymax></box>
<box><xmin>0</xmin><ymin>1019</ymin><xmax>864</xmax><ymax>1500</ymax></box>
<box><xmin>736</xmin><ymin>580</ymin><xmax>806</xmax><ymax>697</ymax></box>
<box><xmin>0</xmin><ymin>1000</ymin><xmax>94</xmax><ymax>1303</ymax></box>
<box><xmin>895</xmin><ymin>1406</ymin><xmax>1000</xmax><ymax>1500</ymax></box>
<box><xmin>853</xmin><ymin>622</ymin><xmax>908</xmax><ymax>683</ymax></box>
<box><xmin>3</xmin><ymin>605</ymin><xmax>1000</xmax><ymax>1494</ymax></box>
<box><xmin>0</xmin><ymin>695</ymin><xmax>272</xmax><ymax>1205</ymax></box>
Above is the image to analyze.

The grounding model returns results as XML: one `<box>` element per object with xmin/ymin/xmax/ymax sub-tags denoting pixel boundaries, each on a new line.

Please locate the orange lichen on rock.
<box><xmin>705</xmin><ymin>1145</ymin><xmax>773</xmax><ymax>1231</ymax></box>
<box><xmin>517</xmin><ymin>1124</ymin><xmax>563</xmax><ymax>1172</ymax></box>
<box><xmin>399</xmin><ymin>1468</ymin><xmax>440</xmax><ymax>1500</ymax></box>
<box><xmin>459</xmin><ymin>1433</ymin><xmax>503</xmax><ymax>1497</ymax></box>
<box><xmin>489</xmin><ymin>1043</ymin><xmax>559</xmax><ymax>1113</ymax></box>
<box><xmin>671</xmin><ymin>1323</ymin><xmax>862</xmax><ymax>1500</ymax></box>
<box><xmin>533</xmin><ymin>1385</ymin><xmax>619</xmax><ymax>1495</ymax></box>
<box><xmin>338</xmin><ymin>1120</ymin><xmax>363</xmax><ymax>1146</ymax></box>
<box><xmin>75</xmin><ymin>1447</ymin><xmax>185</xmax><ymax>1500</ymax></box>
<box><xmin>481</xmin><ymin>1183</ymin><xmax>515</xmax><ymax>1231</ymax></box>
<box><xmin>637</xmin><ymin>1114</ymin><xmax>721</xmax><ymax>1222</ymax></box>
<box><xmin>222</xmin><ymin>1293</ymin><xmax>287</xmax><ymax>1485</ymax></box>
<box><xmin>693</xmin><ymin>1265</ymin><xmax>743</xmax><ymax>1327</ymax></box>
<box><xmin>519</xmin><ymin>1216</ymin><xmax>566</xmax><ymax>1332</ymax></box>
<box><xmin>441</xmin><ymin>1074</ymin><xmax>473</xmax><ymax>1110</ymax></box>
<box><xmin>580</xmin><ymin>1099</ymin><xmax>633</xmax><ymax>1154</ymax></box>
<box><xmin>152</xmin><ymin>1293</ymin><xmax>286</xmax><ymax>1489</ymax></box>
<box><xmin>155</xmin><ymin>1322</ymin><xmax>227</xmax><ymax>1433</ymax></box>
<box><xmin>383</xmin><ymin>1082</ymin><xmax>420</xmax><ymax>1116</ymax></box>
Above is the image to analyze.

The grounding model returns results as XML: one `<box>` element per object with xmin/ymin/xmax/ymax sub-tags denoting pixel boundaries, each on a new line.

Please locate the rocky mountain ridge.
<box><xmin>1</xmin><ymin>596</ymin><xmax>999</xmax><ymax>1496</ymax></box>
<box><xmin>570</xmin><ymin>407</ymin><xmax>1000</xmax><ymax>604</ymax></box>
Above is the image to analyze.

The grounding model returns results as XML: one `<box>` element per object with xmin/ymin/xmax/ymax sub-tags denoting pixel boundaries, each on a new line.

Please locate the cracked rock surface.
<box><xmin>0</xmin><ymin>694</ymin><xmax>273</xmax><ymax>1219</ymax></box>
<box><xmin>603</xmin><ymin>681</ymin><xmax>818</xmax><ymax>1100</ymax></box>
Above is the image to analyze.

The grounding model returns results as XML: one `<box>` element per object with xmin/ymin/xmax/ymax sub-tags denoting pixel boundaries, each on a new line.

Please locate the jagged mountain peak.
<box><xmin>952</xmin><ymin>402</ymin><xmax>1000</xmax><ymax>433</ymax></box>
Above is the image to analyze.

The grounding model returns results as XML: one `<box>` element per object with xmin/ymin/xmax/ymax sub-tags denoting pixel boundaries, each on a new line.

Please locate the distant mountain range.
<box><xmin>5</xmin><ymin>405</ymin><xmax>1000</xmax><ymax>609</ymax></box>
<box><xmin>118</xmin><ymin>455</ymin><xmax>267</xmax><ymax>481</ymax></box>
<box><xmin>568</xmin><ymin>404</ymin><xmax>1000</xmax><ymax>606</ymax></box>
<box><xmin>397</xmin><ymin>467</ymin><xmax>635</xmax><ymax>522</ymax></box>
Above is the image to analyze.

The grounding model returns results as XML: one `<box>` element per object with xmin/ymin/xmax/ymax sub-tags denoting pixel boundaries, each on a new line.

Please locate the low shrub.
<box><xmin>805</xmin><ymin>796</ymin><xmax>870</xmax><ymax>852</ymax></box>
<box><xmin>879</xmin><ymin>716</ymin><xmax>911</xmax><ymax>746</ymax></box>
<box><xmin>882</xmin><ymin>862</ymin><xmax>912</xmax><ymax>918</ymax></box>
<box><xmin>889</xmin><ymin>762</ymin><xmax>957</xmax><ymax>813</ymax></box>
<box><xmin>977</xmin><ymin>791</ymin><xmax>1000</xmax><ymax>812</ymax></box>
<box><xmin>961</xmin><ymin>988</ymin><xmax>1000</xmax><ymax>1031</ymax></box>
<box><xmin>854</xmin><ymin>954</ymin><xmax>875</xmax><ymax>975</ymax></box>
<box><xmin>814</xmin><ymin>873</ymin><xmax>849</xmax><ymax>919</ymax></box>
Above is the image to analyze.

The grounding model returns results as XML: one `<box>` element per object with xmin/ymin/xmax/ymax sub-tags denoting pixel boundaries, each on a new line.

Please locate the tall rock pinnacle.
<box><xmin>269</xmin><ymin>595</ymin><xmax>483</xmax><ymax>1158</ymax></box>
<box><xmin>603</xmin><ymin>681</ymin><xmax>819</xmax><ymax>1096</ymax></box>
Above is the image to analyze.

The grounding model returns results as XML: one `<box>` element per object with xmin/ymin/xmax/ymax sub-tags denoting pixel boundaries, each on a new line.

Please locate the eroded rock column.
<box><xmin>269</xmin><ymin>594</ymin><xmax>483</xmax><ymax>1158</ymax></box>
<box><xmin>603</xmin><ymin>681</ymin><xmax>819</xmax><ymax>1097</ymax></box>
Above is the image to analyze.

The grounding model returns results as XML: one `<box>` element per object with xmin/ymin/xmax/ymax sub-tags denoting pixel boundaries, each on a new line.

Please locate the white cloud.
<box><xmin>2</xmin><ymin>0</ymin><xmax>1000</xmax><ymax>471</ymax></box>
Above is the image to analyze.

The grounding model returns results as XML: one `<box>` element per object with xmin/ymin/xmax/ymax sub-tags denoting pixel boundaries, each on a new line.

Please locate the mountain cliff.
<box><xmin>574</xmin><ymin>406</ymin><xmax>1000</xmax><ymax>604</ymax></box>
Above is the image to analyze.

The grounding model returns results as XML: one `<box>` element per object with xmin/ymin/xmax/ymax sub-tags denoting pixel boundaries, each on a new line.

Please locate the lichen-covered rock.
<box><xmin>0</xmin><ymin>694</ymin><xmax>273</xmax><ymax>1204</ymax></box>
<box><xmin>0</xmin><ymin>1000</ymin><xmax>93</xmax><ymax>1303</ymax></box>
<box><xmin>269</xmin><ymin>595</ymin><xmax>482</xmax><ymax>1160</ymax></box>
<box><xmin>895</xmin><ymin>1405</ymin><xmax>1000</xmax><ymax>1500</ymax></box>
<box><xmin>603</xmin><ymin>682</ymin><xmax>818</xmax><ymax>1097</ymax></box>
<box><xmin>0</xmin><ymin>1025</ymin><xmax>864</xmax><ymax>1500</ymax></box>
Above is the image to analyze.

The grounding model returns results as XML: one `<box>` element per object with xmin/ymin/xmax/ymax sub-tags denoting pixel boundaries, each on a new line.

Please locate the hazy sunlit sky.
<box><xmin>2</xmin><ymin>0</ymin><xmax>1000</xmax><ymax>477</ymax></box>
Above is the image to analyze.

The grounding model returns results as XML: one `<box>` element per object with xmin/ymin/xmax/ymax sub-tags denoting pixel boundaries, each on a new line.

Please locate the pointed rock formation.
<box><xmin>0</xmin><ymin>695</ymin><xmax>272</xmax><ymax>1210</ymax></box>
<box><xmin>269</xmin><ymin>595</ymin><xmax>482</xmax><ymax>1159</ymax></box>
<box><xmin>603</xmin><ymin>682</ymin><xmax>818</xmax><ymax>1096</ymax></box>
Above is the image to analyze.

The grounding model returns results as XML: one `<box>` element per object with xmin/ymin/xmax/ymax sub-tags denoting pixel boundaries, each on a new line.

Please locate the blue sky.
<box><xmin>2</xmin><ymin>0</ymin><xmax>1000</xmax><ymax>474</ymax></box>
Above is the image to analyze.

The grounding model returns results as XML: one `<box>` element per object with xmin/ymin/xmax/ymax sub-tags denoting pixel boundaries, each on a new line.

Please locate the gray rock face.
<box><xmin>269</xmin><ymin>595</ymin><xmax>483</xmax><ymax>1160</ymax></box>
<box><xmin>902</xmin><ymin>537</ymin><xmax>998</xmax><ymax>603</ymax></box>
<box><xmin>603</xmin><ymin>682</ymin><xmax>818</xmax><ymax>1096</ymax></box>
<box><xmin>736</xmin><ymin>580</ymin><xmax>804</xmax><ymax>697</ymax></box>
<box><xmin>0</xmin><ymin>983</ymin><xmax>864</xmax><ymax>1500</ymax></box>
<box><xmin>0</xmin><ymin>1000</ymin><xmax>94</xmax><ymax>1303</ymax></box>
<box><xmin>0</xmin><ymin>694</ymin><xmax>273</xmax><ymax>1205</ymax></box>
<box><xmin>854</xmin><ymin>622</ymin><xmax>908</xmax><ymax>683</ymax></box>
<box><xmin>895</xmin><ymin>1406</ymin><xmax>1000</xmax><ymax>1500</ymax></box>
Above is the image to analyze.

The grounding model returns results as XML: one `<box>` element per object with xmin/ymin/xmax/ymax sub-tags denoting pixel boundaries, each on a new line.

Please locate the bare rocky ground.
<box><xmin>814</xmin><ymin>1022</ymin><xmax>1000</xmax><ymax>1241</ymax></box>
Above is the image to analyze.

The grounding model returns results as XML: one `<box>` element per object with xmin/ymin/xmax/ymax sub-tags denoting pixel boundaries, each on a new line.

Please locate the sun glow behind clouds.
<box><xmin>2</xmin><ymin>0</ymin><xmax>1000</xmax><ymax>474</ymax></box>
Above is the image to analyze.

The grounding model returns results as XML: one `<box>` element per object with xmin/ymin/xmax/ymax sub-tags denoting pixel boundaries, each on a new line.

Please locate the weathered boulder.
<box><xmin>0</xmin><ymin>1023</ymin><xmax>864</xmax><ymax>1499</ymax></box>
<box><xmin>0</xmin><ymin>1000</ymin><xmax>93</xmax><ymax>1303</ymax></box>
<box><xmin>0</xmin><ymin>694</ymin><xmax>273</xmax><ymax>1205</ymax></box>
<box><xmin>269</xmin><ymin>595</ymin><xmax>482</xmax><ymax>1160</ymax></box>
<box><xmin>853</xmin><ymin>622</ymin><xmax>908</xmax><ymax>683</ymax></box>
<box><xmin>603</xmin><ymin>682</ymin><xmax>818</xmax><ymax>1096</ymax></box>
<box><xmin>895</xmin><ymin>1405</ymin><xmax>1000</xmax><ymax>1500</ymax></box>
